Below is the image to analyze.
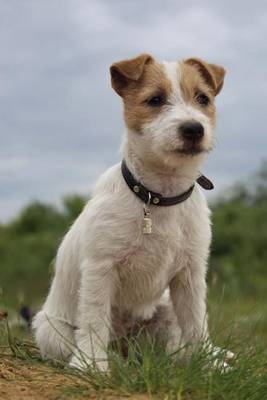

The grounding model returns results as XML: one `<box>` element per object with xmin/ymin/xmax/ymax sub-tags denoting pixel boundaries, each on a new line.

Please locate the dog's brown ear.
<box><xmin>110</xmin><ymin>53</ymin><xmax>154</xmax><ymax>96</ymax></box>
<box><xmin>185</xmin><ymin>58</ymin><xmax>226</xmax><ymax>96</ymax></box>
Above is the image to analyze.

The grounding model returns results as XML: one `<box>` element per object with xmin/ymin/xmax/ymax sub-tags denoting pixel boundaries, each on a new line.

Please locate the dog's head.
<box><xmin>110</xmin><ymin>54</ymin><xmax>225</xmax><ymax>169</ymax></box>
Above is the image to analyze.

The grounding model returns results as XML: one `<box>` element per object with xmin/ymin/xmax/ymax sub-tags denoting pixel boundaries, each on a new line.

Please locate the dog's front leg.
<box><xmin>170</xmin><ymin>267</ymin><xmax>234</xmax><ymax>368</ymax></box>
<box><xmin>69</xmin><ymin>258</ymin><xmax>117</xmax><ymax>372</ymax></box>
<box><xmin>169</xmin><ymin>265</ymin><xmax>208</xmax><ymax>353</ymax></box>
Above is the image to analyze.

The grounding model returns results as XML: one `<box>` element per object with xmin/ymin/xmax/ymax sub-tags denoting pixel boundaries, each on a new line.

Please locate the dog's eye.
<box><xmin>147</xmin><ymin>95</ymin><xmax>165</xmax><ymax>107</ymax></box>
<box><xmin>195</xmin><ymin>93</ymin><xmax>210</xmax><ymax>106</ymax></box>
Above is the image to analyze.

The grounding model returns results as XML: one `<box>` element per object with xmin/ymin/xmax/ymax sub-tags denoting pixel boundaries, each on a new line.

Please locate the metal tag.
<box><xmin>142</xmin><ymin>192</ymin><xmax>152</xmax><ymax>234</ymax></box>
<box><xmin>143</xmin><ymin>213</ymin><xmax>152</xmax><ymax>234</ymax></box>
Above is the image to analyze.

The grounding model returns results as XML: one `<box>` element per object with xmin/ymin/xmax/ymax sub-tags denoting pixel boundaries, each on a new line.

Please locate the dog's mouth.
<box><xmin>174</xmin><ymin>145</ymin><xmax>206</xmax><ymax>156</ymax></box>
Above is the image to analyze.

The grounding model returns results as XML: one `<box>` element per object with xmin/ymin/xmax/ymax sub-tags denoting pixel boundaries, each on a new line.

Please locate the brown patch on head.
<box><xmin>110</xmin><ymin>54</ymin><xmax>153</xmax><ymax>96</ymax></box>
<box><xmin>185</xmin><ymin>58</ymin><xmax>226</xmax><ymax>95</ymax></box>
<box><xmin>110</xmin><ymin>54</ymin><xmax>172</xmax><ymax>132</ymax></box>
<box><xmin>180</xmin><ymin>58</ymin><xmax>225</xmax><ymax>126</ymax></box>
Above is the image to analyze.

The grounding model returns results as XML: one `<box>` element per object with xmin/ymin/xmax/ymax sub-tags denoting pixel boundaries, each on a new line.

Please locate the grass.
<box><xmin>1</xmin><ymin>293</ymin><xmax>267</xmax><ymax>399</ymax></box>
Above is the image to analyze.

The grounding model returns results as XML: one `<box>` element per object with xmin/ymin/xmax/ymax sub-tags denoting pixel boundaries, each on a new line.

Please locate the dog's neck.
<box><xmin>123</xmin><ymin>139</ymin><xmax>202</xmax><ymax>198</ymax></box>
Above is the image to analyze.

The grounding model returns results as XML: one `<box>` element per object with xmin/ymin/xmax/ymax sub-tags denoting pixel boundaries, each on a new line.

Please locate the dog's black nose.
<box><xmin>179</xmin><ymin>121</ymin><xmax>204</xmax><ymax>141</ymax></box>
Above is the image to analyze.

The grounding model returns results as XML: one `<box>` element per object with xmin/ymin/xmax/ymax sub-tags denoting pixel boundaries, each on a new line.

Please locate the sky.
<box><xmin>1</xmin><ymin>0</ymin><xmax>267</xmax><ymax>221</ymax></box>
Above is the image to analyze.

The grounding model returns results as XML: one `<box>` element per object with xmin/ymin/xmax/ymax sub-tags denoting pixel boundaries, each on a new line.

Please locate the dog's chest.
<box><xmin>115</xmin><ymin>204</ymin><xmax>192</xmax><ymax>308</ymax></box>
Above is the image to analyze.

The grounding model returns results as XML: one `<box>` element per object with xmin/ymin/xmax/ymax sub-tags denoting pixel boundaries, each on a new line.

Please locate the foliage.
<box><xmin>210</xmin><ymin>161</ymin><xmax>267</xmax><ymax>298</ymax></box>
<box><xmin>0</xmin><ymin>195</ymin><xmax>86</xmax><ymax>308</ymax></box>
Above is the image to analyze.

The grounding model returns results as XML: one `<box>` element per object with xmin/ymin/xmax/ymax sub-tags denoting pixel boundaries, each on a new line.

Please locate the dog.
<box><xmin>33</xmin><ymin>53</ymin><xmax>233</xmax><ymax>371</ymax></box>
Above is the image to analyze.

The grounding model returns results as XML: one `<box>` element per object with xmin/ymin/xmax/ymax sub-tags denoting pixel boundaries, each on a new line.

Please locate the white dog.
<box><xmin>33</xmin><ymin>54</ymin><xmax>231</xmax><ymax>371</ymax></box>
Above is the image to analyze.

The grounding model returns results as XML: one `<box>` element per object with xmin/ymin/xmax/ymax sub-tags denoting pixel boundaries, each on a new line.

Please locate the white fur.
<box><xmin>33</xmin><ymin>60</ymin><xmax>225</xmax><ymax>371</ymax></box>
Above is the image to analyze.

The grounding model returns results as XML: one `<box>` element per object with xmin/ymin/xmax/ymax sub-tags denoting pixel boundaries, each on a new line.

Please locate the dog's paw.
<box><xmin>209</xmin><ymin>346</ymin><xmax>235</xmax><ymax>373</ymax></box>
<box><xmin>69</xmin><ymin>353</ymin><xmax>109</xmax><ymax>372</ymax></box>
<box><xmin>211</xmin><ymin>346</ymin><xmax>234</xmax><ymax>362</ymax></box>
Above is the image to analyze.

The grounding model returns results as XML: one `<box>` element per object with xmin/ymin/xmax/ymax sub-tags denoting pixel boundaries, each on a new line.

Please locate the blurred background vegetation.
<box><xmin>1</xmin><ymin>162</ymin><xmax>267</xmax><ymax>342</ymax></box>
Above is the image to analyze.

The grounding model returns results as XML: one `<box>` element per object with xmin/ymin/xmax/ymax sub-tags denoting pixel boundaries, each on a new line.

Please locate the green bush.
<box><xmin>0</xmin><ymin>196</ymin><xmax>86</xmax><ymax>308</ymax></box>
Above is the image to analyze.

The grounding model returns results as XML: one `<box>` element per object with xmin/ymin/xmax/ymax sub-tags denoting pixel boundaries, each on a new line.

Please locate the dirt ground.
<box><xmin>0</xmin><ymin>356</ymin><xmax>149</xmax><ymax>400</ymax></box>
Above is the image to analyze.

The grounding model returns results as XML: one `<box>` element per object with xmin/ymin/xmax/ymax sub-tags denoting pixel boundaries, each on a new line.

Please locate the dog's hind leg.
<box><xmin>142</xmin><ymin>292</ymin><xmax>184</xmax><ymax>354</ymax></box>
<box><xmin>33</xmin><ymin>309</ymin><xmax>75</xmax><ymax>361</ymax></box>
<box><xmin>33</xmin><ymin>234</ymin><xmax>80</xmax><ymax>361</ymax></box>
<box><xmin>119</xmin><ymin>292</ymin><xmax>184</xmax><ymax>355</ymax></box>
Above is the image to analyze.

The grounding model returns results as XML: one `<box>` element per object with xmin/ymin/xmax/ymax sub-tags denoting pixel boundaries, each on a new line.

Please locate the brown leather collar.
<box><xmin>121</xmin><ymin>160</ymin><xmax>214</xmax><ymax>207</ymax></box>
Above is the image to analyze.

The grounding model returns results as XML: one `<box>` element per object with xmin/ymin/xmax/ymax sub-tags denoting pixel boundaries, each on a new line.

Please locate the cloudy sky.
<box><xmin>1</xmin><ymin>0</ymin><xmax>267</xmax><ymax>221</ymax></box>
